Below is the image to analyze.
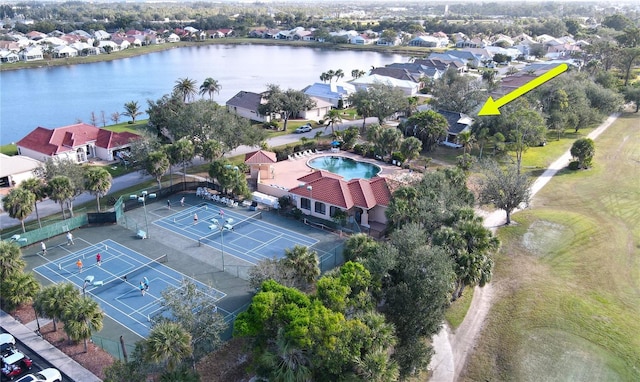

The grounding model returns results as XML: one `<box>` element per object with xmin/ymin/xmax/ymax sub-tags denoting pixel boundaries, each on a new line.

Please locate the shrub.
<box><xmin>391</xmin><ymin>152</ymin><xmax>406</xmax><ymax>163</ymax></box>
<box><xmin>291</xmin><ymin>207</ymin><xmax>303</xmax><ymax>220</ymax></box>
<box><xmin>568</xmin><ymin>160</ymin><xmax>581</xmax><ymax>170</ymax></box>
<box><xmin>318</xmin><ymin>119</ymin><xmax>325</xmax><ymax>125</ymax></box>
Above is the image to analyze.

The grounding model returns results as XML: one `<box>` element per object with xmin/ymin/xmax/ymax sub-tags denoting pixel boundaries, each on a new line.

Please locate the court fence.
<box><xmin>91</xmin><ymin>335</ymin><xmax>136</xmax><ymax>361</ymax></box>
<box><xmin>4</xmin><ymin>213</ymin><xmax>88</xmax><ymax>248</ymax></box>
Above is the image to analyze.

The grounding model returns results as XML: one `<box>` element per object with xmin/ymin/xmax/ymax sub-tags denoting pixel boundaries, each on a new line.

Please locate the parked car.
<box><xmin>294</xmin><ymin>123</ymin><xmax>312</xmax><ymax>133</ymax></box>
<box><xmin>0</xmin><ymin>335</ymin><xmax>16</xmax><ymax>357</ymax></box>
<box><xmin>14</xmin><ymin>368</ymin><xmax>62</xmax><ymax>382</ymax></box>
<box><xmin>1</xmin><ymin>349</ymin><xmax>33</xmax><ymax>381</ymax></box>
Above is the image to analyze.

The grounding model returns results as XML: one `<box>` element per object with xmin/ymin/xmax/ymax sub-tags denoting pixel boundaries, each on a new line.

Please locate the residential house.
<box><xmin>299</xmin><ymin>97</ymin><xmax>332</xmax><ymax>122</ymax></box>
<box><xmin>93</xmin><ymin>30</ymin><xmax>111</xmax><ymax>41</ymax></box>
<box><xmin>16</xmin><ymin>123</ymin><xmax>140</xmax><ymax>163</ymax></box>
<box><xmin>244</xmin><ymin>150</ymin><xmax>278</xmax><ymax>181</ymax></box>
<box><xmin>226</xmin><ymin>91</ymin><xmax>273</xmax><ymax>123</ymax></box>
<box><xmin>0</xmin><ymin>41</ymin><xmax>21</xmax><ymax>52</ymax></box>
<box><xmin>110</xmin><ymin>37</ymin><xmax>131</xmax><ymax>50</ymax></box>
<box><xmin>350</xmin><ymin>74</ymin><xmax>420</xmax><ymax>96</ymax></box>
<box><xmin>70</xmin><ymin>42</ymin><xmax>100</xmax><ymax>56</ymax></box>
<box><xmin>437</xmin><ymin>110</ymin><xmax>473</xmax><ymax>145</ymax></box>
<box><xmin>0</xmin><ymin>50</ymin><xmax>19</xmax><ymax>63</ymax></box>
<box><xmin>370</xmin><ymin>67</ymin><xmax>422</xmax><ymax>84</ymax></box>
<box><xmin>288</xmin><ymin>170</ymin><xmax>392</xmax><ymax>233</ymax></box>
<box><xmin>166</xmin><ymin>33</ymin><xmax>180</xmax><ymax>43</ymax></box>
<box><xmin>26</xmin><ymin>31</ymin><xmax>46</xmax><ymax>41</ymax></box>
<box><xmin>52</xmin><ymin>45</ymin><xmax>78</xmax><ymax>58</ymax></box>
<box><xmin>303</xmin><ymin>82</ymin><xmax>356</xmax><ymax>108</ymax></box>
<box><xmin>376</xmin><ymin>36</ymin><xmax>401</xmax><ymax>46</ymax></box>
<box><xmin>349</xmin><ymin>34</ymin><xmax>375</xmax><ymax>45</ymax></box>
<box><xmin>18</xmin><ymin>46</ymin><xmax>43</xmax><ymax>62</ymax></box>
<box><xmin>455</xmin><ymin>37</ymin><xmax>487</xmax><ymax>49</ymax></box>
<box><xmin>386</xmin><ymin>62</ymin><xmax>445</xmax><ymax>82</ymax></box>
<box><xmin>408</xmin><ymin>35</ymin><xmax>448</xmax><ymax>48</ymax></box>
<box><xmin>98</xmin><ymin>40</ymin><xmax>119</xmax><ymax>52</ymax></box>
<box><xmin>0</xmin><ymin>154</ymin><xmax>41</xmax><ymax>188</ymax></box>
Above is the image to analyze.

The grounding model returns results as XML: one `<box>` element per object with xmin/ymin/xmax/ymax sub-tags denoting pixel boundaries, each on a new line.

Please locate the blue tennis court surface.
<box><xmin>33</xmin><ymin>239</ymin><xmax>226</xmax><ymax>338</ymax></box>
<box><xmin>154</xmin><ymin>203</ymin><xmax>318</xmax><ymax>264</ymax></box>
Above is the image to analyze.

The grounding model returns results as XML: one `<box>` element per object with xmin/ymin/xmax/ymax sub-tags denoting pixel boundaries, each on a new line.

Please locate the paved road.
<box><xmin>0</xmin><ymin>117</ymin><xmax>378</xmax><ymax>231</ymax></box>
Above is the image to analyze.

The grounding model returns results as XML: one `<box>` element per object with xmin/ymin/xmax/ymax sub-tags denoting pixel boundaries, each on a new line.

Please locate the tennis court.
<box><xmin>33</xmin><ymin>239</ymin><xmax>226</xmax><ymax>338</ymax></box>
<box><xmin>154</xmin><ymin>203</ymin><xmax>318</xmax><ymax>265</ymax></box>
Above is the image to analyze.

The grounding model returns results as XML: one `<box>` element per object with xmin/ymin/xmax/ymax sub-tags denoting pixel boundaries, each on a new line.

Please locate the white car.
<box><xmin>15</xmin><ymin>368</ymin><xmax>62</xmax><ymax>382</ymax></box>
<box><xmin>0</xmin><ymin>334</ymin><xmax>16</xmax><ymax>356</ymax></box>
<box><xmin>294</xmin><ymin>124</ymin><xmax>312</xmax><ymax>133</ymax></box>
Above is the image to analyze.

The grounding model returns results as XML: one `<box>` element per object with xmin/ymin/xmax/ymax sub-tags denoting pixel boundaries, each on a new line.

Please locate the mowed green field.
<box><xmin>462</xmin><ymin>112</ymin><xmax>640</xmax><ymax>381</ymax></box>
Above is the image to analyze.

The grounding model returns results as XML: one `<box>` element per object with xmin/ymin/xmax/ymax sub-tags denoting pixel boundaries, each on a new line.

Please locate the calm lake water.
<box><xmin>0</xmin><ymin>44</ymin><xmax>405</xmax><ymax>145</ymax></box>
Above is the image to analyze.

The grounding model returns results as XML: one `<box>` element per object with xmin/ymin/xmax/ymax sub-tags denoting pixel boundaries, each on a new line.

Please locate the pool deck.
<box><xmin>267</xmin><ymin>150</ymin><xmax>417</xmax><ymax>190</ymax></box>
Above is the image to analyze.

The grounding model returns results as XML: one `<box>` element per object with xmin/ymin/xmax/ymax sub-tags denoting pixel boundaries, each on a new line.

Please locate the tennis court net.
<box><xmin>85</xmin><ymin>254</ymin><xmax>168</xmax><ymax>294</ymax></box>
<box><xmin>199</xmin><ymin>211</ymin><xmax>262</xmax><ymax>245</ymax></box>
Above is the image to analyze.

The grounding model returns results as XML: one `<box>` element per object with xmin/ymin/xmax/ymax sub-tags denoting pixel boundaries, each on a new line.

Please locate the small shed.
<box><xmin>244</xmin><ymin>150</ymin><xmax>277</xmax><ymax>180</ymax></box>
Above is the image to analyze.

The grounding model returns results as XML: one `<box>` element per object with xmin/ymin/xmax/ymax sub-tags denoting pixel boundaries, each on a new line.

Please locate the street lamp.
<box><xmin>137</xmin><ymin>192</ymin><xmax>155</xmax><ymax>238</ymax></box>
<box><xmin>209</xmin><ymin>217</ymin><xmax>234</xmax><ymax>272</ymax></box>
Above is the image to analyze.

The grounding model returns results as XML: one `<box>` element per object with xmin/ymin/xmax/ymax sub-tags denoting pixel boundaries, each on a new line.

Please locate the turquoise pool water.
<box><xmin>308</xmin><ymin>156</ymin><xmax>381</xmax><ymax>180</ymax></box>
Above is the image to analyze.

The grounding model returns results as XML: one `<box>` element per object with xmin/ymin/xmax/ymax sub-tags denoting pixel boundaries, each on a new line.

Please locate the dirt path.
<box><xmin>428</xmin><ymin>112</ymin><xmax>621</xmax><ymax>382</ymax></box>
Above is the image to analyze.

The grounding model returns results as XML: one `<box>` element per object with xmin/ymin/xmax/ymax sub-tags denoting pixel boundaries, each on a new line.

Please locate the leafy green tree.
<box><xmin>144</xmin><ymin>321</ymin><xmax>192</xmax><ymax>372</ymax></box>
<box><xmin>479</xmin><ymin>161</ymin><xmax>532</xmax><ymax>225</ymax></box>
<box><xmin>19</xmin><ymin>178</ymin><xmax>47</xmax><ymax>229</ymax></box>
<box><xmin>84</xmin><ymin>167</ymin><xmax>112</xmax><ymax>212</ymax></box>
<box><xmin>343</xmin><ymin>233</ymin><xmax>380</xmax><ymax>263</ymax></box>
<box><xmin>402</xmin><ymin>110</ymin><xmax>449</xmax><ymax>151</ymax></box>
<box><xmin>48</xmin><ymin>175</ymin><xmax>75</xmax><ymax>218</ymax></box>
<box><xmin>146</xmin><ymin>93</ymin><xmax>184</xmax><ymax>139</ymax></box>
<box><xmin>570</xmin><ymin>138</ymin><xmax>596</xmax><ymax>169</ymax></box>
<box><xmin>260</xmin><ymin>84</ymin><xmax>316</xmax><ymax>131</ymax></box>
<box><xmin>159</xmin><ymin>279</ymin><xmax>227</xmax><ymax>360</ymax></box>
<box><xmin>0</xmin><ymin>241</ymin><xmax>26</xmax><ymax>280</ymax></box>
<box><xmin>503</xmin><ymin>105</ymin><xmax>547</xmax><ymax>174</ymax></box>
<box><xmin>3</xmin><ymin>187</ymin><xmax>35</xmax><ymax>233</ymax></box>
<box><xmin>173</xmin><ymin>77</ymin><xmax>198</xmax><ymax>102</ymax></box>
<box><xmin>624</xmin><ymin>86</ymin><xmax>640</xmax><ymax>112</ymax></box>
<box><xmin>62</xmin><ymin>295</ymin><xmax>104</xmax><ymax>352</ymax></box>
<box><xmin>34</xmin><ymin>282</ymin><xmax>78</xmax><ymax>332</ymax></box>
<box><xmin>103</xmin><ymin>359</ymin><xmax>147</xmax><ymax>382</ymax></box>
<box><xmin>384</xmin><ymin>224</ymin><xmax>455</xmax><ymax>378</ymax></box>
<box><xmin>145</xmin><ymin>150</ymin><xmax>170</xmax><ymax>190</ymax></box>
<box><xmin>201</xmin><ymin>139</ymin><xmax>223</xmax><ymax>162</ymax></box>
<box><xmin>122</xmin><ymin>101</ymin><xmax>142</xmax><ymax>123</ymax></box>
<box><xmin>348</xmin><ymin>82</ymin><xmax>408</xmax><ymax>125</ymax></box>
<box><xmin>375</xmin><ymin>127</ymin><xmax>403</xmax><ymax>160</ymax></box>
<box><xmin>166</xmin><ymin>139</ymin><xmax>195</xmax><ymax>186</ymax></box>
<box><xmin>199</xmin><ymin>77</ymin><xmax>221</xmax><ymax>100</ymax></box>
<box><xmin>431</xmin><ymin>68</ymin><xmax>484</xmax><ymax>114</ymax></box>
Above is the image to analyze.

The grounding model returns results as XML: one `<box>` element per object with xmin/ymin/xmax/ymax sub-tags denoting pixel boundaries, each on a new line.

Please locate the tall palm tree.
<box><xmin>144</xmin><ymin>322</ymin><xmax>192</xmax><ymax>372</ymax></box>
<box><xmin>334</xmin><ymin>69</ymin><xmax>344</xmax><ymax>82</ymax></box>
<box><xmin>48</xmin><ymin>175</ymin><xmax>75</xmax><ymax>219</ymax></box>
<box><xmin>34</xmin><ymin>283</ymin><xmax>78</xmax><ymax>332</ymax></box>
<box><xmin>199</xmin><ymin>77</ymin><xmax>221</xmax><ymax>100</ymax></box>
<box><xmin>259</xmin><ymin>328</ymin><xmax>312</xmax><ymax>382</ymax></box>
<box><xmin>323</xmin><ymin>109</ymin><xmax>343</xmax><ymax>136</ymax></box>
<box><xmin>326</xmin><ymin>69</ymin><xmax>335</xmax><ymax>83</ymax></box>
<box><xmin>399</xmin><ymin>136</ymin><xmax>423</xmax><ymax>163</ymax></box>
<box><xmin>145</xmin><ymin>151</ymin><xmax>170</xmax><ymax>190</ymax></box>
<box><xmin>0</xmin><ymin>242</ymin><xmax>26</xmax><ymax>280</ymax></box>
<box><xmin>19</xmin><ymin>178</ymin><xmax>47</xmax><ymax>229</ymax></box>
<box><xmin>457</xmin><ymin>130</ymin><xmax>476</xmax><ymax>156</ymax></box>
<box><xmin>84</xmin><ymin>167</ymin><xmax>112</xmax><ymax>212</ymax></box>
<box><xmin>353</xmin><ymin>348</ymin><xmax>399</xmax><ymax>382</ymax></box>
<box><xmin>351</xmin><ymin>69</ymin><xmax>365</xmax><ymax>79</ymax></box>
<box><xmin>173</xmin><ymin>77</ymin><xmax>198</xmax><ymax>102</ymax></box>
<box><xmin>2</xmin><ymin>188</ymin><xmax>35</xmax><ymax>233</ymax></box>
<box><xmin>122</xmin><ymin>101</ymin><xmax>142</xmax><ymax>123</ymax></box>
<box><xmin>282</xmin><ymin>245</ymin><xmax>320</xmax><ymax>290</ymax></box>
<box><xmin>62</xmin><ymin>295</ymin><xmax>104</xmax><ymax>352</ymax></box>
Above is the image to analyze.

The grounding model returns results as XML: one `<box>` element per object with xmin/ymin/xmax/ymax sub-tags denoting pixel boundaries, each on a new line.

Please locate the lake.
<box><xmin>0</xmin><ymin>44</ymin><xmax>406</xmax><ymax>145</ymax></box>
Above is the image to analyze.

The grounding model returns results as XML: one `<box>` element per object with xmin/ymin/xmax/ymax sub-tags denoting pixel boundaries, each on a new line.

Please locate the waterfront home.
<box><xmin>18</xmin><ymin>46</ymin><xmax>43</xmax><ymax>62</ymax></box>
<box><xmin>226</xmin><ymin>91</ymin><xmax>273</xmax><ymax>123</ymax></box>
<box><xmin>350</xmin><ymin>74</ymin><xmax>420</xmax><ymax>96</ymax></box>
<box><xmin>52</xmin><ymin>45</ymin><xmax>78</xmax><ymax>58</ymax></box>
<box><xmin>17</xmin><ymin>123</ymin><xmax>140</xmax><ymax>163</ymax></box>
<box><xmin>303</xmin><ymin>82</ymin><xmax>355</xmax><ymax>108</ymax></box>
<box><xmin>0</xmin><ymin>50</ymin><xmax>19</xmax><ymax>63</ymax></box>
<box><xmin>437</xmin><ymin>110</ymin><xmax>473</xmax><ymax>146</ymax></box>
<box><xmin>299</xmin><ymin>97</ymin><xmax>332</xmax><ymax>122</ymax></box>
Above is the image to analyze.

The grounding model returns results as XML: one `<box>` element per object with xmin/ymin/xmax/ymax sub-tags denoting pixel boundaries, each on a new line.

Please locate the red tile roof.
<box><xmin>17</xmin><ymin>123</ymin><xmax>139</xmax><ymax>156</ymax></box>
<box><xmin>244</xmin><ymin>150</ymin><xmax>277</xmax><ymax>164</ymax></box>
<box><xmin>289</xmin><ymin>171</ymin><xmax>391</xmax><ymax>209</ymax></box>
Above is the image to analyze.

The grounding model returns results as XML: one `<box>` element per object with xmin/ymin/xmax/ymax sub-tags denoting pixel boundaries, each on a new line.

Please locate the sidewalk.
<box><xmin>0</xmin><ymin>310</ymin><xmax>102</xmax><ymax>382</ymax></box>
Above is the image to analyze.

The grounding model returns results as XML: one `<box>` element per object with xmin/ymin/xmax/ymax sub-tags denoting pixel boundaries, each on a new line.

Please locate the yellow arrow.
<box><xmin>478</xmin><ymin>63</ymin><xmax>568</xmax><ymax>116</ymax></box>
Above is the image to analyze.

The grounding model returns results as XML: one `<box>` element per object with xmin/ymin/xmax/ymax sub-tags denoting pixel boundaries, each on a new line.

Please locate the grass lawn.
<box><xmin>445</xmin><ymin>287</ymin><xmax>474</xmax><ymax>329</ymax></box>
<box><xmin>461</xmin><ymin>112</ymin><xmax>640</xmax><ymax>381</ymax></box>
<box><xmin>1</xmin><ymin>143</ymin><xmax>17</xmax><ymax>155</ymax></box>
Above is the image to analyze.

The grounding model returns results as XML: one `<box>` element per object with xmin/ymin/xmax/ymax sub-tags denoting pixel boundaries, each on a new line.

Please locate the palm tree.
<box><xmin>353</xmin><ymin>348</ymin><xmax>399</xmax><ymax>382</ymax></box>
<box><xmin>34</xmin><ymin>283</ymin><xmax>78</xmax><ymax>332</ymax></box>
<box><xmin>325</xmin><ymin>69</ymin><xmax>335</xmax><ymax>83</ymax></box>
<box><xmin>62</xmin><ymin>295</ymin><xmax>104</xmax><ymax>352</ymax></box>
<box><xmin>399</xmin><ymin>137</ymin><xmax>423</xmax><ymax>163</ymax></box>
<box><xmin>457</xmin><ymin>130</ymin><xmax>476</xmax><ymax>156</ymax></box>
<box><xmin>0</xmin><ymin>241</ymin><xmax>26</xmax><ymax>277</ymax></box>
<box><xmin>259</xmin><ymin>328</ymin><xmax>312</xmax><ymax>382</ymax></box>
<box><xmin>334</xmin><ymin>69</ymin><xmax>345</xmax><ymax>82</ymax></box>
<box><xmin>2</xmin><ymin>188</ymin><xmax>35</xmax><ymax>233</ymax></box>
<box><xmin>282</xmin><ymin>245</ymin><xmax>320</xmax><ymax>290</ymax></box>
<box><xmin>122</xmin><ymin>101</ymin><xmax>142</xmax><ymax>123</ymax></box>
<box><xmin>351</xmin><ymin>69</ymin><xmax>365</xmax><ymax>79</ymax></box>
<box><xmin>84</xmin><ymin>167</ymin><xmax>112</xmax><ymax>212</ymax></box>
<box><xmin>1</xmin><ymin>272</ymin><xmax>40</xmax><ymax>312</ymax></box>
<box><xmin>19</xmin><ymin>178</ymin><xmax>47</xmax><ymax>229</ymax></box>
<box><xmin>323</xmin><ymin>109</ymin><xmax>343</xmax><ymax>136</ymax></box>
<box><xmin>319</xmin><ymin>72</ymin><xmax>329</xmax><ymax>83</ymax></box>
<box><xmin>199</xmin><ymin>77</ymin><xmax>221</xmax><ymax>100</ymax></box>
<box><xmin>144</xmin><ymin>322</ymin><xmax>192</xmax><ymax>372</ymax></box>
<box><xmin>48</xmin><ymin>175</ymin><xmax>75</xmax><ymax>218</ymax></box>
<box><xmin>173</xmin><ymin>78</ymin><xmax>198</xmax><ymax>102</ymax></box>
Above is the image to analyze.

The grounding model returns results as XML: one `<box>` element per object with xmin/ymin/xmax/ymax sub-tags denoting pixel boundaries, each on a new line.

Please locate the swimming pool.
<box><xmin>308</xmin><ymin>156</ymin><xmax>381</xmax><ymax>180</ymax></box>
